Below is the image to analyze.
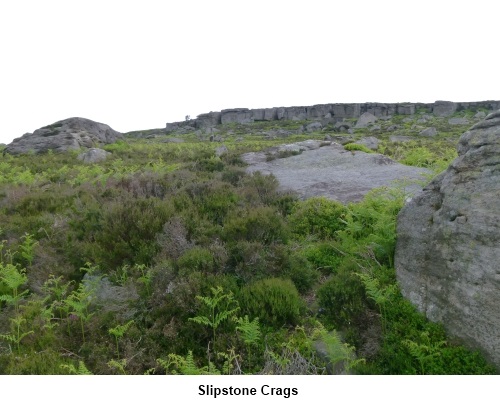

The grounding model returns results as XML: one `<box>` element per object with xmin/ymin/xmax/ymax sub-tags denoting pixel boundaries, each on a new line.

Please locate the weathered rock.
<box><xmin>397</xmin><ymin>104</ymin><xmax>416</xmax><ymax>115</ymax></box>
<box><xmin>355</xmin><ymin>112</ymin><xmax>378</xmax><ymax>128</ymax></box>
<box><xmin>357</xmin><ymin>136</ymin><xmax>379</xmax><ymax>151</ymax></box>
<box><xmin>419</xmin><ymin>127</ymin><xmax>438</xmax><ymax>137</ymax></box>
<box><xmin>220</xmin><ymin>108</ymin><xmax>253</xmax><ymax>124</ymax></box>
<box><xmin>369</xmin><ymin>125</ymin><xmax>381</xmax><ymax>132</ymax></box>
<box><xmin>334</xmin><ymin>121</ymin><xmax>352</xmax><ymax>132</ymax></box>
<box><xmin>395</xmin><ymin>110</ymin><xmax>500</xmax><ymax>369</ymax></box>
<box><xmin>165</xmin><ymin>101</ymin><xmax>500</xmax><ymax>133</ymax></box>
<box><xmin>306</xmin><ymin>122</ymin><xmax>323</xmax><ymax>132</ymax></box>
<box><xmin>448</xmin><ymin>117</ymin><xmax>469</xmax><ymax>125</ymax></box>
<box><xmin>265</xmin><ymin>129</ymin><xmax>294</xmax><ymax>138</ymax></box>
<box><xmin>162</xmin><ymin>137</ymin><xmax>185</xmax><ymax>143</ymax></box>
<box><xmin>77</xmin><ymin>148</ymin><xmax>110</xmax><ymax>163</ymax></box>
<box><xmin>324</xmin><ymin>135</ymin><xmax>355</xmax><ymax>145</ymax></box>
<box><xmin>433</xmin><ymin>100</ymin><xmax>457</xmax><ymax>117</ymax></box>
<box><xmin>215</xmin><ymin>145</ymin><xmax>228</xmax><ymax>157</ymax></box>
<box><xmin>474</xmin><ymin>111</ymin><xmax>486</xmax><ymax>119</ymax></box>
<box><xmin>387</xmin><ymin>125</ymin><xmax>400</xmax><ymax>131</ymax></box>
<box><xmin>5</xmin><ymin>117</ymin><xmax>123</xmax><ymax>155</ymax></box>
<box><xmin>243</xmin><ymin>142</ymin><xmax>430</xmax><ymax>204</ymax></box>
<box><xmin>205</xmin><ymin>127</ymin><xmax>220</xmax><ymax>135</ymax></box>
<box><xmin>390</xmin><ymin>135</ymin><xmax>413</xmax><ymax>143</ymax></box>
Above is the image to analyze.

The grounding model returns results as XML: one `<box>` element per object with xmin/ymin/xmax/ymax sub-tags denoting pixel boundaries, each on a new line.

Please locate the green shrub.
<box><xmin>289</xmin><ymin>197</ymin><xmax>346</xmax><ymax>239</ymax></box>
<box><xmin>223</xmin><ymin>206</ymin><xmax>289</xmax><ymax>245</ymax></box>
<box><xmin>344</xmin><ymin>143</ymin><xmax>373</xmax><ymax>153</ymax></box>
<box><xmin>92</xmin><ymin>197</ymin><xmax>175</xmax><ymax>269</ymax></box>
<box><xmin>282</xmin><ymin>252</ymin><xmax>320</xmax><ymax>294</ymax></box>
<box><xmin>227</xmin><ymin>241</ymin><xmax>268</xmax><ymax>283</ymax></box>
<box><xmin>177</xmin><ymin>247</ymin><xmax>216</xmax><ymax>276</ymax></box>
<box><xmin>337</xmin><ymin>188</ymin><xmax>404</xmax><ymax>266</ymax></box>
<box><xmin>239</xmin><ymin>278</ymin><xmax>302</xmax><ymax>327</ymax></box>
<box><xmin>221</xmin><ymin>168</ymin><xmax>246</xmax><ymax>186</ymax></box>
<box><xmin>401</xmin><ymin>147</ymin><xmax>434</xmax><ymax>167</ymax></box>
<box><xmin>196</xmin><ymin>156</ymin><xmax>224</xmax><ymax>172</ymax></box>
<box><xmin>317</xmin><ymin>268</ymin><xmax>367</xmax><ymax>328</ymax></box>
<box><xmin>239</xmin><ymin>172</ymin><xmax>280</xmax><ymax>205</ymax></box>
<box><xmin>303</xmin><ymin>242</ymin><xmax>342</xmax><ymax>274</ymax></box>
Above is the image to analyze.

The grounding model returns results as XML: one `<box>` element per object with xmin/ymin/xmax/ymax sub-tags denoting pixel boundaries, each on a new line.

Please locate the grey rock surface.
<box><xmin>242</xmin><ymin>141</ymin><xmax>430</xmax><ymax>204</ymax></box>
<box><xmin>162</xmin><ymin>137</ymin><xmax>185</xmax><ymax>143</ymax></box>
<box><xmin>395</xmin><ymin>110</ymin><xmax>500</xmax><ymax>369</ymax></box>
<box><xmin>306</xmin><ymin>122</ymin><xmax>323</xmax><ymax>132</ymax></box>
<box><xmin>165</xmin><ymin>101</ymin><xmax>500</xmax><ymax>132</ymax></box>
<box><xmin>5</xmin><ymin>117</ymin><xmax>123</xmax><ymax>154</ymax></box>
<box><xmin>448</xmin><ymin>117</ymin><xmax>469</xmax><ymax>125</ymax></box>
<box><xmin>357</xmin><ymin>136</ymin><xmax>379</xmax><ymax>151</ymax></box>
<box><xmin>419</xmin><ymin>127</ymin><xmax>438</xmax><ymax>137</ymax></box>
<box><xmin>215</xmin><ymin>145</ymin><xmax>228</xmax><ymax>157</ymax></box>
<box><xmin>390</xmin><ymin>135</ymin><xmax>413</xmax><ymax>143</ymax></box>
<box><xmin>355</xmin><ymin>112</ymin><xmax>378</xmax><ymax>128</ymax></box>
<box><xmin>433</xmin><ymin>100</ymin><xmax>457</xmax><ymax>117</ymax></box>
<box><xmin>77</xmin><ymin>148</ymin><xmax>110</xmax><ymax>163</ymax></box>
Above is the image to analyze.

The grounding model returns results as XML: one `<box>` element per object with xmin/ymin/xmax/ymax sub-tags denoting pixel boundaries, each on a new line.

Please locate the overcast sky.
<box><xmin>0</xmin><ymin>0</ymin><xmax>498</xmax><ymax>144</ymax></box>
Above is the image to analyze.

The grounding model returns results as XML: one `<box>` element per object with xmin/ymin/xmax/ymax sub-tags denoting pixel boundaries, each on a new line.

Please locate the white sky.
<box><xmin>0</xmin><ymin>0</ymin><xmax>498</xmax><ymax>144</ymax></box>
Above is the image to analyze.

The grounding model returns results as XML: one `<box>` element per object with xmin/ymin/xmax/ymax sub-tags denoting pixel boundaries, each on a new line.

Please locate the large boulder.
<box><xmin>419</xmin><ymin>127</ymin><xmax>438</xmax><ymax>137</ymax></box>
<box><xmin>77</xmin><ymin>148</ymin><xmax>110</xmax><ymax>163</ymax></box>
<box><xmin>5</xmin><ymin>117</ymin><xmax>122</xmax><ymax>154</ymax></box>
<box><xmin>395</xmin><ymin>110</ymin><xmax>500</xmax><ymax>369</ymax></box>
<box><xmin>354</xmin><ymin>112</ymin><xmax>378</xmax><ymax>128</ymax></box>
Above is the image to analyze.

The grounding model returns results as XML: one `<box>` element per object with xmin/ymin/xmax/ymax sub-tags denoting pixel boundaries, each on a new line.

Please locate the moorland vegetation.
<box><xmin>0</xmin><ymin>109</ymin><xmax>496</xmax><ymax>374</ymax></box>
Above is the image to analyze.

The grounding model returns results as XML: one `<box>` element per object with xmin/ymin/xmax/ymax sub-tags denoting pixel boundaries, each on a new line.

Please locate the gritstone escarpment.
<box><xmin>166</xmin><ymin>100</ymin><xmax>500</xmax><ymax>132</ymax></box>
<box><xmin>5</xmin><ymin>117</ymin><xmax>123</xmax><ymax>154</ymax></box>
<box><xmin>395</xmin><ymin>110</ymin><xmax>500</xmax><ymax>368</ymax></box>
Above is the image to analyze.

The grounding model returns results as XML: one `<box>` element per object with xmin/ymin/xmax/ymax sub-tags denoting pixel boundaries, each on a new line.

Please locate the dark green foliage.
<box><xmin>220</xmin><ymin>167</ymin><xmax>246</xmax><ymax>186</ymax></box>
<box><xmin>177</xmin><ymin>247</ymin><xmax>216</xmax><ymax>275</ymax></box>
<box><xmin>289</xmin><ymin>197</ymin><xmax>346</xmax><ymax>239</ymax></box>
<box><xmin>239</xmin><ymin>278</ymin><xmax>302</xmax><ymax>327</ymax></box>
<box><xmin>239</xmin><ymin>172</ymin><xmax>280</xmax><ymax>205</ymax></box>
<box><xmin>281</xmin><ymin>252</ymin><xmax>320</xmax><ymax>294</ymax></box>
<box><xmin>303</xmin><ymin>242</ymin><xmax>343</xmax><ymax>273</ymax></box>
<box><xmin>343</xmin><ymin>143</ymin><xmax>374</xmax><ymax>153</ymax></box>
<box><xmin>317</xmin><ymin>267</ymin><xmax>367</xmax><ymax>328</ymax></box>
<box><xmin>91</xmin><ymin>197</ymin><xmax>175</xmax><ymax>269</ymax></box>
<box><xmin>223</xmin><ymin>206</ymin><xmax>289</xmax><ymax>245</ymax></box>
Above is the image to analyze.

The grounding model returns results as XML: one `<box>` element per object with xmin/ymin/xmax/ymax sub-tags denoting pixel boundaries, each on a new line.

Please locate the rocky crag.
<box><xmin>395</xmin><ymin>110</ymin><xmax>500</xmax><ymax>368</ymax></box>
<box><xmin>166</xmin><ymin>100</ymin><xmax>500</xmax><ymax>132</ymax></box>
<box><xmin>5</xmin><ymin>117</ymin><xmax>123</xmax><ymax>155</ymax></box>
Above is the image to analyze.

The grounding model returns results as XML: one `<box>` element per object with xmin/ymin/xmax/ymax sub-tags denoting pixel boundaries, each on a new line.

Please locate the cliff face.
<box><xmin>166</xmin><ymin>100</ymin><xmax>500</xmax><ymax>131</ymax></box>
<box><xmin>395</xmin><ymin>110</ymin><xmax>500</xmax><ymax>368</ymax></box>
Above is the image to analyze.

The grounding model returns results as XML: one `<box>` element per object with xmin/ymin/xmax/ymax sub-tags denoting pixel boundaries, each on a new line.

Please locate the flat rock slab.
<box><xmin>243</xmin><ymin>142</ymin><xmax>430</xmax><ymax>204</ymax></box>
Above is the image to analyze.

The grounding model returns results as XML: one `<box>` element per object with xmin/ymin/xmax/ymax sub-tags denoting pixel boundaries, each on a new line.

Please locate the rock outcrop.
<box><xmin>5</xmin><ymin>117</ymin><xmax>122</xmax><ymax>154</ymax></box>
<box><xmin>242</xmin><ymin>141</ymin><xmax>430</xmax><ymax>203</ymax></box>
<box><xmin>395</xmin><ymin>110</ymin><xmax>500</xmax><ymax>369</ymax></box>
<box><xmin>166</xmin><ymin>100</ymin><xmax>500</xmax><ymax>132</ymax></box>
<box><xmin>77</xmin><ymin>148</ymin><xmax>110</xmax><ymax>163</ymax></box>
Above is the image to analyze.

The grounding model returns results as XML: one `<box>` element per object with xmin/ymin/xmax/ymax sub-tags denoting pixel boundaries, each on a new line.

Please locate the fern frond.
<box><xmin>236</xmin><ymin>315</ymin><xmax>261</xmax><ymax>346</ymax></box>
<box><xmin>188</xmin><ymin>315</ymin><xmax>211</xmax><ymax>326</ymax></box>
